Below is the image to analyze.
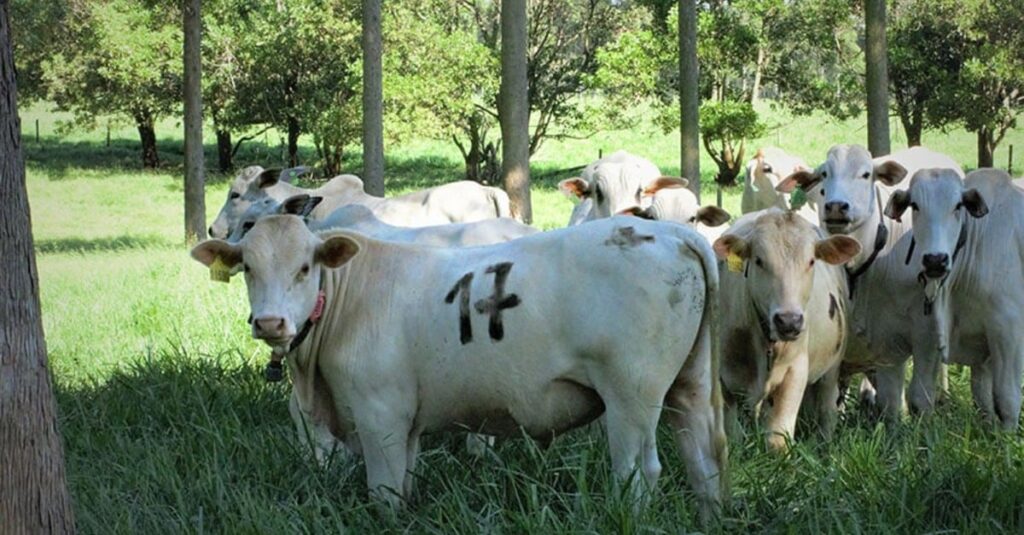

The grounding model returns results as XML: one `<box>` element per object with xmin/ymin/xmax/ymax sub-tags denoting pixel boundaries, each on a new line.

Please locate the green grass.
<box><xmin>23</xmin><ymin>103</ymin><xmax>1024</xmax><ymax>533</ymax></box>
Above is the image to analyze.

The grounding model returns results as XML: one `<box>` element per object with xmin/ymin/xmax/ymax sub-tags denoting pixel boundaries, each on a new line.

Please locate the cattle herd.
<box><xmin>190</xmin><ymin>144</ymin><xmax>1024</xmax><ymax>520</ymax></box>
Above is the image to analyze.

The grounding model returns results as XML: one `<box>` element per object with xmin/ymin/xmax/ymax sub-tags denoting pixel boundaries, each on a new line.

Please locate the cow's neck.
<box><xmin>845</xmin><ymin>184</ymin><xmax>890</xmax><ymax>298</ymax></box>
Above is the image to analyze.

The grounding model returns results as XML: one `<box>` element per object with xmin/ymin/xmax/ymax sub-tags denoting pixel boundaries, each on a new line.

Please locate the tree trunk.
<box><xmin>679</xmin><ymin>0</ymin><xmax>701</xmax><ymax>201</ymax></box>
<box><xmin>0</xmin><ymin>3</ymin><xmax>76</xmax><ymax>531</ymax></box>
<box><xmin>498</xmin><ymin>0</ymin><xmax>531</xmax><ymax>223</ymax></box>
<box><xmin>135</xmin><ymin>110</ymin><xmax>159</xmax><ymax>169</ymax></box>
<box><xmin>287</xmin><ymin>115</ymin><xmax>300</xmax><ymax>167</ymax></box>
<box><xmin>361</xmin><ymin>0</ymin><xmax>385</xmax><ymax>196</ymax></box>
<box><xmin>864</xmin><ymin>0</ymin><xmax>891</xmax><ymax>156</ymax></box>
<box><xmin>216</xmin><ymin>129</ymin><xmax>232</xmax><ymax>173</ymax></box>
<box><xmin>750</xmin><ymin>44</ymin><xmax>765</xmax><ymax>105</ymax></box>
<box><xmin>978</xmin><ymin>127</ymin><xmax>995</xmax><ymax>168</ymax></box>
<box><xmin>182</xmin><ymin>0</ymin><xmax>205</xmax><ymax>243</ymax></box>
<box><xmin>902</xmin><ymin>106</ymin><xmax>922</xmax><ymax>147</ymax></box>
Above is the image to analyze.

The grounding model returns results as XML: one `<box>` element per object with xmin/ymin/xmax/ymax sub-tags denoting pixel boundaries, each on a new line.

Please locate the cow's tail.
<box><xmin>487</xmin><ymin>186</ymin><xmax>512</xmax><ymax>218</ymax></box>
<box><xmin>687</xmin><ymin>233</ymin><xmax>729</xmax><ymax>501</ymax></box>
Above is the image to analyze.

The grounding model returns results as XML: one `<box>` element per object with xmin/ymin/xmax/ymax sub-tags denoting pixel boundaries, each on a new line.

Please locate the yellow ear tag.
<box><xmin>727</xmin><ymin>252</ymin><xmax>744</xmax><ymax>273</ymax></box>
<box><xmin>209</xmin><ymin>256</ymin><xmax>232</xmax><ymax>283</ymax></box>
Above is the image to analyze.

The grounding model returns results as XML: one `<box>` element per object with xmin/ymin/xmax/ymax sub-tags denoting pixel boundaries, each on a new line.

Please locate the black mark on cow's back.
<box><xmin>604</xmin><ymin>226</ymin><xmax>656</xmax><ymax>249</ymax></box>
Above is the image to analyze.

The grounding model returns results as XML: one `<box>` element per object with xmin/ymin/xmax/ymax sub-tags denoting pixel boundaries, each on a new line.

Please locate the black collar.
<box><xmin>845</xmin><ymin>184</ymin><xmax>888</xmax><ymax>299</ymax></box>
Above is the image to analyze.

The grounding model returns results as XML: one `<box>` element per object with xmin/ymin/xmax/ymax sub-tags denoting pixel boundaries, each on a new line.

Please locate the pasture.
<box><xmin>27</xmin><ymin>104</ymin><xmax>1024</xmax><ymax>533</ymax></box>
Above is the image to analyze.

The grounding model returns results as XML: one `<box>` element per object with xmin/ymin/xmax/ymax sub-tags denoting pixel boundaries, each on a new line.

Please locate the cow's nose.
<box><xmin>253</xmin><ymin>316</ymin><xmax>287</xmax><ymax>338</ymax></box>
<box><xmin>772</xmin><ymin>312</ymin><xmax>805</xmax><ymax>341</ymax></box>
<box><xmin>922</xmin><ymin>253</ymin><xmax>950</xmax><ymax>278</ymax></box>
<box><xmin>824</xmin><ymin>201</ymin><xmax>850</xmax><ymax>219</ymax></box>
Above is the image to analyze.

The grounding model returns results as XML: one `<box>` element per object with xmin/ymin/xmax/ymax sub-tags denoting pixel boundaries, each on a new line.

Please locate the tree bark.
<box><xmin>679</xmin><ymin>0</ymin><xmax>701</xmax><ymax>201</ymax></box>
<box><xmin>498</xmin><ymin>0</ymin><xmax>531</xmax><ymax>223</ymax></box>
<box><xmin>287</xmin><ymin>115</ymin><xmax>300</xmax><ymax>167</ymax></box>
<box><xmin>0</xmin><ymin>3</ymin><xmax>77</xmax><ymax>531</ymax></box>
<box><xmin>135</xmin><ymin>110</ymin><xmax>159</xmax><ymax>169</ymax></box>
<box><xmin>361</xmin><ymin>0</ymin><xmax>384</xmax><ymax>196</ymax></box>
<box><xmin>864</xmin><ymin>0</ymin><xmax>891</xmax><ymax>156</ymax></box>
<box><xmin>182</xmin><ymin>0</ymin><xmax>205</xmax><ymax>243</ymax></box>
<box><xmin>216</xmin><ymin>129</ymin><xmax>232</xmax><ymax>173</ymax></box>
<box><xmin>978</xmin><ymin>127</ymin><xmax>995</xmax><ymax>168</ymax></box>
<box><xmin>750</xmin><ymin>44</ymin><xmax>765</xmax><ymax>105</ymax></box>
<box><xmin>901</xmin><ymin>106</ymin><xmax>922</xmax><ymax>147</ymax></box>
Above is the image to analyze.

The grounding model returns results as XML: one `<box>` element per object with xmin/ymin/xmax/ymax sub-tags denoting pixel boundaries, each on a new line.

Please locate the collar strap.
<box><xmin>845</xmin><ymin>184</ymin><xmax>888</xmax><ymax>299</ymax></box>
<box><xmin>264</xmin><ymin>289</ymin><xmax>326</xmax><ymax>382</ymax></box>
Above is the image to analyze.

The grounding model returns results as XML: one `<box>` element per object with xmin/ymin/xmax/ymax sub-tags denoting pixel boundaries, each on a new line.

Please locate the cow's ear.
<box><xmin>961</xmin><ymin>188</ymin><xmax>989</xmax><ymax>218</ymax></box>
<box><xmin>191</xmin><ymin>239</ymin><xmax>242</xmax><ymax>269</ymax></box>
<box><xmin>280</xmin><ymin>194</ymin><xmax>323</xmax><ymax>217</ymax></box>
<box><xmin>815</xmin><ymin>235</ymin><xmax>862</xmax><ymax>265</ymax></box>
<box><xmin>884</xmin><ymin>190</ymin><xmax>912</xmax><ymax>221</ymax></box>
<box><xmin>316</xmin><ymin>235</ymin><xmax>360</xmax><ymax>268</ymax></box>
<box><xmin>874</xmin><ymin>160</ymin><xmax>908</xmax><ymax>186</ymax></box>
<box><xmin>643</xmin><ymin>176</ymin><xmax>689</xmax><ymax>196</ymax></box>
<box><xmin>558</xmin><ymin>177</ymin><xmax>590</xmax><ymax>199</ymax></box>
<box><xmin>776</xmin><ymin>169</ymin><xmax>818</xmax><ymax>193</ymax></box>
<box><xmin>238</xmin><ymin>165</ymin><xmax>265</xmax><ymax>183</ymax></box>
<box><xmin>278</xmin><ymin>166</ymin><xmax>309</xmax><ymax>183</ymax></box>
<box><xmin>698</xmin><ymin>206</ymin><xmax>731</xmax><ymax>227</ymax></box>
<box><xmin>713</xmin><ymin>234</ymin><xmax>749</xmax><ymax>260</ymax></box>
<box><xmin>619</xmin><ymin>206</ymin><xmax>656</xmax><ymax>220</ymax></box>
<box><xmin>257</xmin><ymin>169</ymin><xmax>283</xmax><ymax>189</ymax></box>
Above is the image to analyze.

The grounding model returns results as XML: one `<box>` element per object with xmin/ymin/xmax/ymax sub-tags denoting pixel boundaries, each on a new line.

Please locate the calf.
<box><xmin>885</xmin><ymin>168</ymin><xmax>1024</xmax><ymax>428</ymax></box>
<box><xmin>714</xmin><ymin>210</ymin><xmax>859</xmax><ymax>449</ymax></box>
<box><xmin>192</xmin><ymin>216</ymin><xmax>726</xmax><ymax>516</ymax></box>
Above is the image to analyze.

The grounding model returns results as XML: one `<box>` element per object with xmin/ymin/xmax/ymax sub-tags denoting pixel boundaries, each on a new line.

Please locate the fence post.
<box><xmin>1009</xmin><ymin>144</ymin><xmax>1014</xmax><ymax>175</ymax></box>
<box><xmin>598</xmin><ymin>149</ymin><xmax>603</xmax><ymax>159</ymax></box>
<box><xmin>35</xmin><ymin>119</ymin><xmax>39</xmax><ymax>144</ymax></box>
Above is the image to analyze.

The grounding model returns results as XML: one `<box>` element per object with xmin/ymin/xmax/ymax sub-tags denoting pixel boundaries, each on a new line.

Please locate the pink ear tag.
<box><xmin>309</xmin><ymin>290</ymin><xmax>326</xmax><ymax>322</ymax></box>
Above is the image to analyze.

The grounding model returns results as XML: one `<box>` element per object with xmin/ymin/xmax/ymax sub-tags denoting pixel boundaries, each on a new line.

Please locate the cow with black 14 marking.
<box><xmin>191</xmin><ymin>215</ymin><xmax>727</xmax><ymax>517</ymax></box>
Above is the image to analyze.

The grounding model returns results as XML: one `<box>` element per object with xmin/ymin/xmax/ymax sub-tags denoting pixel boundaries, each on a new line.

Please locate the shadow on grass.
<box><xmin>35</xmin><ymin>234</ymin><xmax>171</xmax><ymax>254</ymax></box>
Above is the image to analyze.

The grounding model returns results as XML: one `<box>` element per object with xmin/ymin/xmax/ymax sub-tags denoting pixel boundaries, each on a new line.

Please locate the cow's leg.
<box><xmin>809</xmin><ymin>365</ymin><xmax>841</xmax><ymax>440</ymax></box>
<box><xmin>908</xmin><ymin>351</ymin><xmax>941</xmax><ymax>416</ymax></box>
<box><xmin>765</xmin><ymin>360</ymin><xmax>809</xmax><ymax>451</ymax></box>
<box><xmin>990</xmin><ymin>332</ymin><xmax>1024</xmax><ymax>430</ymax></box>
<box><xmin>289</xmin><ymin>392</ymin><xmax>345</xmax><ymax>465</ymax></box>
<box><xmin>938</xmin><ymin>363</ymin><xmax>950</xmax><ymax>400</ymax></box>
<box><xmin>872</xmin><ymin>363</ymin><xmax>906</xmax><ymax>420</ymax></box>
<box><xmin>599</xmin><ymin>389</ymin><xmax>662</xmax><ymax>501</ymax></box>
<box><xmin>970</xmin><ymin>360</ymin><xmax>995</xmax><ymax>422</ymax></box>
<box><xmin>664</xmin><ymin>346</ymin><xmax>724</xmax><ymax>521</ymax></box>
<box><xmin>357</xmin><ymin>417</ymin><xmax>412</xmax><ymax>508</ymax></box>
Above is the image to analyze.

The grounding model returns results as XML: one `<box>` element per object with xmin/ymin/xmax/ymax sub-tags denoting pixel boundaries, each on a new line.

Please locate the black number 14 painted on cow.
<box><xmin>444</xmin><ymin>262</ymin><xmax>521</xmax><ymax>344</ymax></box>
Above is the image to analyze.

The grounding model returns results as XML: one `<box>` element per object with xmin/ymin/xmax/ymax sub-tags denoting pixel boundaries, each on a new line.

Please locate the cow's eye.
<box><xmin>243</xmin><ymin>263</ymin><xmax>251</xmax><ymax>273</ymax></box>
<box><xmin>595</xmin><ymin>187</ymin><xmax>605</xmax><ymax>204</ymax></box>
<box><xmin>910</xmin><ymin>202</ymin><xmax>919</xmax><ymax>212</ymax></box>
<box><xmin>954</xmin><ymin>202</ymin><xmax>963</xmax><ymax>213</ymax></box>
<box><xmin>821</xmin><ymin>171</ymin><xmax>828</xmax><ymax>178</ymax></box>
<box><xmin>809</xmin><ymin>258</ymin><xmax>816</xmax><ymax>268</ymax></box>
<box><xmin>300</xmin><ymin>264</ymin><xmax>310</xmax><ymax>277</ymax></box>
<box><xmin>635</xmin><ymin>187</ymin><xmax>642</xmax><ymax>201</ymax></box>
<box><xmin>762</xmin><ymin>165</ymin><xmax>772</xmax><ymax>173</ymax></box>
<box><xmin>229</xmin><ymin>192</ymin><xmax>241</xmax><ymax>200</ymax></box>
<box><xmin>688</xmin><ymin>216</ymin><xmax>696</xmax><ymax>223</ymax></box>
<box><xmin>755</xmin><ymin>257</ymin><xmax>764</xmax><ymax>268</ymax></box>
<box><xmin>861</xmin><ymin>172</ymin><xmax>871</xmax><ymax>179</ymax></box>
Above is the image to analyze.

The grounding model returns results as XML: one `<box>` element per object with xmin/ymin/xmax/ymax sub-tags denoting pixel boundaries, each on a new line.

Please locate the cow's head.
<box><xmin>227</xmin><ymin>194</ymin><xmax>323</xmax><ymax>242</ymax></box>
<box><xmin>713</xmin><ymin>211</ymin><xmax>860</xmax><ymax>342</ymax></box>
<box><xmin>192</xmin><ymin>215</ymin><xmax>359</xmax><ymax>348</ymax></box>
<box><xmin>208</xmin><ymin>166</ymin><xmax>309</xmax><ymax>239</ymax></box>
<box><xmin>747</xmin><ymin>148</ymin><xmax>809</xmax><ymax>203</ymax></box>
<box><xmin>558</xmin><ymin>160</ymin><xmax>664</xmax><ymax>223</ymax></box>
<box><xmin>884</xmin><ymin>168</ymin><xmax>988</xmax><ymax>279</ymax></box>
<box><xmin>619</xmin><ymin>177</ymin><xmax>731</xmax><ymax>228</ymax></box>
<box><xmin>778</xmin><ymin>144</ymin><xmax>906</xmax><ymax>235</ymax></box>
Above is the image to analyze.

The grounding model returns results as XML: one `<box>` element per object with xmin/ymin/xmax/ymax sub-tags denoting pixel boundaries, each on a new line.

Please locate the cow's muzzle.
<box><xmin>772</xmin><ymin>312</ymin><xmax>804</xmax><ymax>342</ymax></box>
<box><xmin>921</xmin><ymin>253</ymin><xmax>950</xmax><ymax>279</ymax></box>
<box><xmin>253</xmin><ymin>315</ymin><xmax>295</xmax><ymax>345</ymax></box>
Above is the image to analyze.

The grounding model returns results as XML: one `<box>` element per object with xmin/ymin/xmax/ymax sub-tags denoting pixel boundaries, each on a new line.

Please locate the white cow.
<box><xmin>230</xmin><ymin>197</ymin><xmax>537</xmax><ymax>247</ymax></box>
<box><xmin>192</xmin><ymin>215</ymin><xmax>726</xmax><ymax>517</ymax></box>
<box><xmin>210</xmin><ymin>168</ymin><xmax>511</xmax><ymax>239</ymax></box>
<box><xmin>742</xmin><ymin>148</ymin><xmax>817</xmax><ymax>222</ymax></box>
<box><xmin>227</xmin><ymin>195</ymin><xmax>538</xmax><ymax>460</ymax></box>
<box><xmin>618</xmin><ymin>177</ymin><xmax>732</xmax><ymax>242</ymax></box>
<box><xmin>208</xmin><ymin>165</ymin><xmax>309</xmax><ymax>238</ymax></box>
<box><xmin>558</xmin><ymin>150</ymin><xmax>665</xmax><ymax>224</ymax></box>
<box><xmin>776</xmin><ymin>144</ymin><xmax>964</xmax><ymax>417</ymax></box>
<box><xmin>884</xmin><ymin>168</ymin><xmax>1024</xmax><ymax>429</ymax></box>
<box><xmin>713</xmin><ymin>209</ymin><xmax>859</xmax><ymax>449</ymax></box>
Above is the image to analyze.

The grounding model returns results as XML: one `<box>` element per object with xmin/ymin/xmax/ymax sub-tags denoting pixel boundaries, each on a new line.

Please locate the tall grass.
<box><xmin>24</xmin><ymin>103</ymin><xmax>1024</xmax><ymax>533</ymax></box>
